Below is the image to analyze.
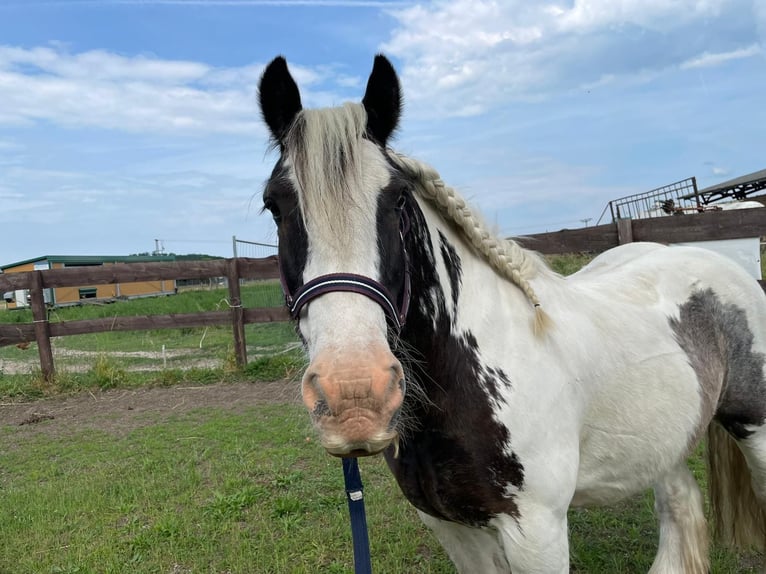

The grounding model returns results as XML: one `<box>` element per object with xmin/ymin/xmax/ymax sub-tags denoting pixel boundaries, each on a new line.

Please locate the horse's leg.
<box><xmin>649</xmin><ymin>462</ymin><xmax>709</xmax><ymax>574</ymax></box>
<box><xmin>417</xmin><ymin>511</ymin><xmax>509</xmax><ymax>574</ymax></box>
<box><xmin>493</xmin><ymin>506</ymin><xmax>569</xmax><ymax>573</ymax></box>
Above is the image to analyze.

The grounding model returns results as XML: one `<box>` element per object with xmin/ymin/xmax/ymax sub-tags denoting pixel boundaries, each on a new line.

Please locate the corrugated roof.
<box><xmin>697</xmin><ymin>168</ymin><xmax>766</xmax><ymax>195</ymax></box>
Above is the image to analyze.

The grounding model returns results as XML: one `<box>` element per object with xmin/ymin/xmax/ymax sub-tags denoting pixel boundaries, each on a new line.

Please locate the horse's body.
<box><xmin>258</xmin><ymin>55</ymin><xmax>766</xmax><ymax>573</ymax></box>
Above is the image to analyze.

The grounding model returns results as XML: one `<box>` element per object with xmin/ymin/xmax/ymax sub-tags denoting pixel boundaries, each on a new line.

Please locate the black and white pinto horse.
<box><xmin>258</xmin><ymin>55</ymin><xmax>766</xmax><ymax>573</ymax></box>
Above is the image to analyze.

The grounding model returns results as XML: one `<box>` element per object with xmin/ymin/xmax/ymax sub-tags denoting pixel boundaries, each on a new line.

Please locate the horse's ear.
<box><xmin>362</xmin><ymin>54</ymin><xmax>401</xmax><ymax>146</ymax></box>
<box><xmin>259</xmin><ymin>56</ymin><xmax>303</xmax><ymax>144</ymax></box>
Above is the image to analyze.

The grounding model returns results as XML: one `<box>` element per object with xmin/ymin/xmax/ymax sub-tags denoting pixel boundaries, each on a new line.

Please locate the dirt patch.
<box><xmin>0</xmin><ymin>380</ymin><xmax>302</xmax><ymax>439</ymax></box>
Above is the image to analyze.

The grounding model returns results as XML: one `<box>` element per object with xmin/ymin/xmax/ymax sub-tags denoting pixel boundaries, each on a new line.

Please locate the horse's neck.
<box><xmin>400</xmin><ymin>198</ymin><xmax>530</xmax><ymax>379</ymax></box>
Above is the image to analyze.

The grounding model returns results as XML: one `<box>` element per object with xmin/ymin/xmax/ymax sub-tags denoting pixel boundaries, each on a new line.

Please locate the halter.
<box><xmin>279</xmin><ymin>209</ymin><xmax>412</xmax><ymax>333</ymax></box>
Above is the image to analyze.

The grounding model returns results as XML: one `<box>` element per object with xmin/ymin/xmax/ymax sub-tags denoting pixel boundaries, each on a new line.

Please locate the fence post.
<box><xmin>30</xmin><ymin>271</ymin><xmax>55</xmax><ymax>381</ymax></box>
<box><xmin>692</xmin><ymin>176</ymin><xmax>701</xmax><ymax>211</ymax></box>
<box><xmin>617</xmin><ymin>218</ymin><xmax>634</xmax><ymax>245</ymax></box>
<box><xmin>226</xmin><ymin>258</ymin><xmax>247</xmax><ymax>367</ymax></box>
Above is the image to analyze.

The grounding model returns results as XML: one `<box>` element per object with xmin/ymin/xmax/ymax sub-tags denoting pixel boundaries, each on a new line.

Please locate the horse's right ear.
<box><xmin>362</xmin><ymin>54</ymin><xmax>401</xmax><ymax>145</ymax></box>
<box><xmin>259</xmin><ymin>56</ymin><xmax>303</xmax><ymax>144</ymax></box>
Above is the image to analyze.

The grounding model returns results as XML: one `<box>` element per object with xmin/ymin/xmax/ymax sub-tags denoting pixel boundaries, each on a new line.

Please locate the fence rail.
<box><xmin>0</xmin><ymin>257</ymin><xmax>288</xmax><ymax>381</ymax></box>
<box><xmin>520</xmin><ymin>207</ymin><xmax>766</xmax><ymax>255</ymax></box>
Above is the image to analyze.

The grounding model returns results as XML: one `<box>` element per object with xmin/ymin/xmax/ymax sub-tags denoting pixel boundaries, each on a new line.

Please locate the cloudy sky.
<box><xmin>0</xmin><ymin>0</ymin><xmax>764</xmax><ymax>264</ymax></box>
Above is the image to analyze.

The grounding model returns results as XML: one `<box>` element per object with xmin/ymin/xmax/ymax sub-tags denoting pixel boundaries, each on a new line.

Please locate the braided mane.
<box><xmin>388</xmin><ymin>151</ymin><xmax>552</xmax><ymax>335</ymax></box>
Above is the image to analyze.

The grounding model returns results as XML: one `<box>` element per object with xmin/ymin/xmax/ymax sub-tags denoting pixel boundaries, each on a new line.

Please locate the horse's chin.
<box><xmin>327</xmin><ymin>448</ymin><xmax>383</xmax><ymax>459</ymax></box>
<box><xmin>321</xmin><ymin>431</ymin><xmax>398</xmax><ymax>458</ymax></box>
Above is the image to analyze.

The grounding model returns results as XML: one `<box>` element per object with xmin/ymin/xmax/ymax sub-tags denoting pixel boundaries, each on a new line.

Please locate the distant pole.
<box><xmin>580</xmin><ymin>218</ymin><xmax>592</xmax><ymax>227</ymax></box>
<box><xmin>154</xmin><ymin>239</ymin><xmax>160</xmax><ymax>255</ymax></box>
<box><xmin>232</xmin><ymin>235</ymin><xmax>238</xmax><ymax>258</ymax></box>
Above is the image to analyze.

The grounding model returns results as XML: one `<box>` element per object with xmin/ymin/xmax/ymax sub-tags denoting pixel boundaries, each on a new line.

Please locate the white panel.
<box><xmin>675</xmin><ymin>237</ymin><xmax>762</xmax><ymax>280</ymax></box>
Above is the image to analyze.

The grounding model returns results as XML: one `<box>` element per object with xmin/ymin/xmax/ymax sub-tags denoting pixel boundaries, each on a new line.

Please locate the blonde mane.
<box><xmin>285</xmin><ymin>101</ymin><xmax>551</xmax><ymax>333</ymax></box>
<box><xmin>387</xmin><ymin>152</ymin><xmax>551</xmax><ymax>334</ymax></box>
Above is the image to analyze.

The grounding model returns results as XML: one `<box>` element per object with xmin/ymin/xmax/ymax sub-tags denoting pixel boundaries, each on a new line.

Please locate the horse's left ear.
<box><xmin>362</xmin><ymin>54</ymin><xmax>401</xmax><ymax>145</ymax></box>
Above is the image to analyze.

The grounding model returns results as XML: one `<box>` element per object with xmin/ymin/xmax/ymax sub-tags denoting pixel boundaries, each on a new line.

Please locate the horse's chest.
<box><xmin>385</xmin><ymin>423</ymin><xmax>523</xmax><ymax>527</ymax></box>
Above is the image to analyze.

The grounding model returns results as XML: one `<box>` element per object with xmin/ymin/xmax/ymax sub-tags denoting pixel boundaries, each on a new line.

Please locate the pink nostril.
<box><xmin>302</xmin><ymin>370</ymin><xmax>328</xmax><ymax>415</ymax></box>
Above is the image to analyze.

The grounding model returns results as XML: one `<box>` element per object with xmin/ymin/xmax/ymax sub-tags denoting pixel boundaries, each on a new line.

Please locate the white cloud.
<box><xmin>0</xmin><ymin>45</ymin><xmax>354</xmax><ymax>135</ymax></box>
<box><xmin>0</xmin><ymin>46</ymin><xmax>209</xmax><ymax>82</ymax></box>
<box><xmin>1</xmin><ymin>0</ymin><xmax>411</xmax><ymax>7</ymax></box>
<box><xmin>680</xmin><ymin>44</ymin><xmax>761</xmax><ymax>69</ymax></box>
<box><xmin>382</xmin><ymin>0</ymin><xmax>760</xmax><ymax>117</ymax></box>
<box><xmin>553</xmin><ymin>0</ymin><xmax>730</xmax><ymax>33</ymax></box>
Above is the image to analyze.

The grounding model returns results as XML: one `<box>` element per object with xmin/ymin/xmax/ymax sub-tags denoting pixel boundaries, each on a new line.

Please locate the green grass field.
<box><xmin>0</xmin><ymin>403</ymin><xmax>761</xmax><ymax>573</ymax></box>
<box><xmin>0</xmin><ymin>404</ymin><xmax>452</xmax><ymax>573</ymax></box>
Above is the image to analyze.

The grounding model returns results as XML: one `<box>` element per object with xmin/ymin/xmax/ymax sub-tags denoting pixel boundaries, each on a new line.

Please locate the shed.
<box><xmin>1</xmin><ymin>255</ymin><xmax>177</xmax><ymax>309</ymax></box>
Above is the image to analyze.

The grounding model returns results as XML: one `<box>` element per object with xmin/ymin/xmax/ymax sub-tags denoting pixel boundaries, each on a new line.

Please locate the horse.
<box><xmin>257</xmin><ymin>54</ymin><xmax>766</xmax><ymax>573</ymax></box>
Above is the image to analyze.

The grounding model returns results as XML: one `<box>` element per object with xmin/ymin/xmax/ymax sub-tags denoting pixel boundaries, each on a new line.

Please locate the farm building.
<box><xmin>1</xmin><ymin>255</ymin><xmax>177</xmax><ymax>309</ymax></box>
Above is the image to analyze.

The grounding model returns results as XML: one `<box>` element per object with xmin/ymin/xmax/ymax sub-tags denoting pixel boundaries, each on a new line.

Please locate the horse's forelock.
<box><xmin>284</xmin><ymin>102</ymin><xmax>379</xmax><ymax>239</ymax></box>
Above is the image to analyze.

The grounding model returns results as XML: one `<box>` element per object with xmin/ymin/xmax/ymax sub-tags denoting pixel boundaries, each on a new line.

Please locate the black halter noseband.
<box><xmin>279</xmin><ymin>210</ymin><xmax>412</xmax><ymax>333</ymax></box>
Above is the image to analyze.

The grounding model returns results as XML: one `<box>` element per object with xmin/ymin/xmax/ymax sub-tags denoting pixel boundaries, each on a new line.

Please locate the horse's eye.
<box><xmin>395</xmin><ymin>194</ymin><xmax>407</xmax><ymax>211</ymax></box>
<box><xmin>264</xmin><ymin>199</ymin><xmax>282</xmax><ymax>223</ymax></box>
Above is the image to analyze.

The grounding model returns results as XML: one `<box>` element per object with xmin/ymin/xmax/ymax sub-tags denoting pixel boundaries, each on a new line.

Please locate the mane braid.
<box><xmin>388</xmin><ymin>151</ymin><xmax>552</xmax><ymax>335</ymax></box>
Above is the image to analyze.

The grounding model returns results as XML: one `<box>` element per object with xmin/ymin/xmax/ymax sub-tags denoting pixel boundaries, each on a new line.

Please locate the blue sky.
<box><xmin>0</xmin><ymin>0</ymin><xmax>764</xmax><ymax>265</ymax></box>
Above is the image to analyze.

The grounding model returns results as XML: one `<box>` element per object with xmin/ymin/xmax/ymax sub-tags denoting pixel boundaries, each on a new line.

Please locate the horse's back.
<box><xmin>571</xmin><ymin>241</ymin><xmax>765</xmax><ymax>312</ymax></box>
<box><xmin>570</xmin><ymin>241</ymin><xmax>666</xmax><ymax>278</ymax></box>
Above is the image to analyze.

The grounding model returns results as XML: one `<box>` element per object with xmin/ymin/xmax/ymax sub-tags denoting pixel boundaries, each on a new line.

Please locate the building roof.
<box><xmin>682</xmin><ymin>168</ymin><xmax>766</xmax><ymax>204</ymax></box>
<box><xmin>1</xmin><ymin>254</ymin><xmax>176</xmax><ymax>271</ymax></box>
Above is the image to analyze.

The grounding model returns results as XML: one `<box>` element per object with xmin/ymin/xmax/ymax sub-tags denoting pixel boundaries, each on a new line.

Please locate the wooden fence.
<box><xmin>0</xmin><ymin>257</ymin><xmax>288</xmax><ymax>381</ymax></box>
<box><xmin>521</xmin><ymin>208</ymin><xmax>766</xmax><ymax>292</ymax></box>
<box><xmin>3</xmin><ymin>210</ymin><xmax>765</xmax><ymax>380</ymax></box>
<box><xmin>518</xmin><ymin>207</ymin><xmax>766</xmax><ymax>254</ymax></box>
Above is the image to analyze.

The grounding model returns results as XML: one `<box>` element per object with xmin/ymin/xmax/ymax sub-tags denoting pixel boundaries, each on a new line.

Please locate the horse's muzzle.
<box><xmin>301</xmin><ymin>347</ymin><xmax>405</xmax><ymax>456</ymax></box>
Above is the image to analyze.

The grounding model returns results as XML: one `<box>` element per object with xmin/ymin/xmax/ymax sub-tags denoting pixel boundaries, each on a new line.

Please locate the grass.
<box><xmin>546</xmin><ymin>253</ymin><xmax>596</xmax><ymax>276</ymax></box>
<box><xmin>0</xmin><ymin>405</ymin><xmax>762</xmax><ymax>573</ymax></box>
<box><xmin>0</xmin><ymin>405</ymin><xmax>455</xmax><ymax>574</ymax></box>
<box><xmin>244</xmin><ymin>350</ymin><xmax>306</xmax><ymax>382</ymax></box>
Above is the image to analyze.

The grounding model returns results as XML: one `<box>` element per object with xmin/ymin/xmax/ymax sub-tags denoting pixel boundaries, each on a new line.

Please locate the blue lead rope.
<box><xmin>342</xmin><ymin>457</ymin><xmax>372</xmax><ymax>574</ymax></box>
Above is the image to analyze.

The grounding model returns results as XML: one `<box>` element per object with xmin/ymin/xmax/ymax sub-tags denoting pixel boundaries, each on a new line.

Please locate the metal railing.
<box><xmin>597</xmin><ymin>177</ymin><xmax>700</xmax><ymax>224</ymax></box>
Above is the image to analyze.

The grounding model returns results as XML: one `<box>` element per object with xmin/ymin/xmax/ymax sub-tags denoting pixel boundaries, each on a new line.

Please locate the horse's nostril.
<box><xmin>311</xmin><ymin>398</ymin><xmax>331</xmax><ymax>418</ymax></box>
<box><xmin>390</xmin><ymin>363</ymin><xmax>405</xmax><ymax>393</ymax></box>
<box><xmin>303</xmin><ymin>370</ymin><xmax>320</xmax><ymax>394</ymax></box>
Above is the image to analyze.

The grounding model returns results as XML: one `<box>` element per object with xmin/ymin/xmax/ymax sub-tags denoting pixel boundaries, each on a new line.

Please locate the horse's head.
<box><xmin>258</xmin><ymin>55</ymin><xmax>411</xmax><ymax>457</ymax></box>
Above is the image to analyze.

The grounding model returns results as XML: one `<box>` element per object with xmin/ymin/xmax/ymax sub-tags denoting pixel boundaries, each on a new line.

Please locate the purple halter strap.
<box><xmin>279</xmin><ymin>211</ymin><xmax>412</xmax><ymax>333</ymax></box>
